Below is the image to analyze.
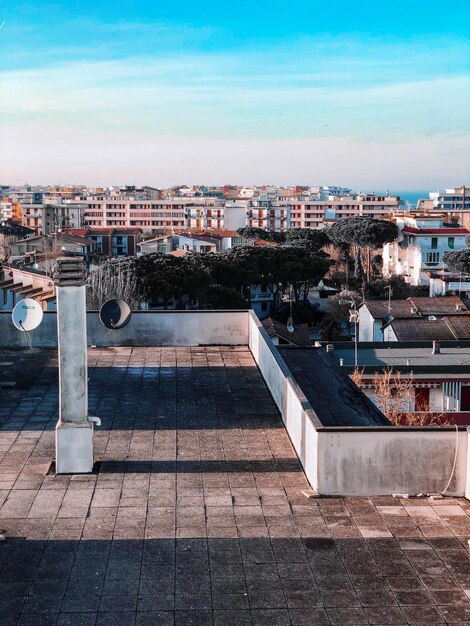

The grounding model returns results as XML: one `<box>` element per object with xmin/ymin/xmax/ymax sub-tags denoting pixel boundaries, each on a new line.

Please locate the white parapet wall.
<box><xmin>317</xmin><ymin>428</ymin><xmax>466</xmax><ymax>496</ymax></box>
<box><xmin>248</xmin><ymin>311</ymin><xmax>468</xmax><ymax>497</ymax></box>
<box><xmin>248</xmin><ymin>311</ymin><xmax>320</xmax><ymax>491</ymax></box>
<box><xmin>0</xmin><ymin>310</ymin><xmax>249</xmax><ymax>347</ymax></box>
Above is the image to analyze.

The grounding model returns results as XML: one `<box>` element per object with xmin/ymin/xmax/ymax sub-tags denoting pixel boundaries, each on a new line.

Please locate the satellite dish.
<box><xmin>12</xmin><ymin>298</ymin><xmax>43</xmax><ymax>332</ymax></box>
<box><xmin>99</xmin><ymin>299</ymin><xmax>131</xmax><ymax>330</ymax></box>
<box><xmin>287</xmin><ymin>317</ymin><xmax>295</xmax><ymax>334</ymax></box>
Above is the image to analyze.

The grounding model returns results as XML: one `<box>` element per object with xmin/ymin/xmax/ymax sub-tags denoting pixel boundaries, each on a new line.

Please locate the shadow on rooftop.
<box><xmin>1</xmin><ymin>535</ymin><xmax>468</xmax><ymax>624</ymax></box>
<box><xmin>0</xmin><ymin>353</ymin><xmax>282</xmax><ymax>431</ymax></box>
<box><xmin>97</xmin><ymin>459</ymin><xmax>302</xmax><ymax>474</ymax></box>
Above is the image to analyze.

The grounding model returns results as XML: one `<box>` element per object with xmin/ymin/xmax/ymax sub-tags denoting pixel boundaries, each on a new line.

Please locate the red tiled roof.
<box><xmin>253</xmin><ymin>240</ymin><xmax>278</xmax><ymax>247</ymax></box>
<box><xmin>402</xmin><ymin>227</ymin><xmax>469</xmax><ymax>234</ymax></box>
<box><xmin>262</xmin><ymin>317</ymin><xmax>311</xmax><ymax>347</ymax></box>
<box><xmin>389</xmin><ymin>318</ymin><xmax>456</xmax><ymax>341</ymax></box>
<box><xmin>64</xmin><ymin>228</ymin><xmax>89</xmax><ymax>237</ymax></box>
<box><xmin>193</xmin><ymin>229</ymin><xmax>240</xmax><ymax>238</ymax></box>
<box><xmin>361</xmin><ymin>296</ymin><xmax>469</xmax><ymax>319</ymax></box>
<box><xmin>408</xmin><ymin>296</ymin><xmax>469</xmax><ymax>316</ymax></box>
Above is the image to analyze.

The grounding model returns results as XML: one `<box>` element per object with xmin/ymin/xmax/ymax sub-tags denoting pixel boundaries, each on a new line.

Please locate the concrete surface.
<box><xmin>1</xmin><ymin>347</ymin><xmax>470</xmax><ymax>624</ymax></box>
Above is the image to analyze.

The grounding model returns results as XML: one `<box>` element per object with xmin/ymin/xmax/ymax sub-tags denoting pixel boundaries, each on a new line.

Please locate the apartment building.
<box><xmin>0</xmin><ymin>199</ymin><xmax>22</xmax><ymax>223</ymax></box>
<box><xmin>383</xmin><ymin>214</ymin><xmax>469</xmax><ymax>286</ymax></box>
<box><xmin>291</xmin><ymin>193</ymin><xmax>401</xmax><ymax>229</ymax></box>
<box><xmin>429</xmin><ymin>186</ymin><xmax>470</xmax><ymax>230</ymax></box>
<box><xmin>184</xmin><ymin>198</ymin><xmax>226</xmax><ymax>229</ymax></box>
<box><xmin>430</xmin><ymin>186</ymin><xmax>470</xmax><ymax>212</ymax></box>
<box><xmin>65</xmin><ymin>228</ymin><xmax>141</xmax><ymax>257</ymax></box>
<box><xmin>247</xmin><ymin>193</ymin><xmax>291</xmax><ymax>231</ymax></box>
<box><xmin>76</xmin><ymin>198</ymin><xmax>187</xmax><ymax>230</ymax></box>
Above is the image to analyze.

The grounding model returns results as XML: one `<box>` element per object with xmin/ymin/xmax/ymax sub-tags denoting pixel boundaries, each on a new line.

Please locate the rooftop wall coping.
<box><xmin>248</xmin><ymin>311</ymin><xmax>324</xmax><ymax>431</ymax></box>
<box><xmin>329</xmin><ymin>340</ymin><xmax>470</xmax><ymax>349</ymax></box>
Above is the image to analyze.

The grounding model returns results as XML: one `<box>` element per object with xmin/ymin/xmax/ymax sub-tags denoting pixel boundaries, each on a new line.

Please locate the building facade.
<box><xmin>383</xmin><ymin>214</ymin><xmax>469</xmax><ymax>286</ymax></box>
<box><xmin>290</xmin><ymin>193</ymin><xmax>401</xmax><ymax>229</ymax></box>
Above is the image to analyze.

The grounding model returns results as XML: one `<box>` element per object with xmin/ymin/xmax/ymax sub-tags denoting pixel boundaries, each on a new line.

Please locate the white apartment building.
<box><xmin>185</xmin><ymin>199</ymin><xmax>226</xmax><ymax>229</ymax></box>
<box><xmin>247</xmin><ymin>193</ymin><xmax>291</xmax><ymax>231</ymax></box>
<box><xmin>42</xmin><ymin>203</ymin><xmax>84</xmax><ymax>234</ymax></box>
<box><xmin>73</xmin><ymin>197</ymin><xmax>187</xmax><ymax>230</ymax></box>
<box><xmin>0</xmin><ymin>200</ymin><xmax>15</xmax><ymax>222</ymax></box>
<box><xmin>290</xmin><ymin>193</ymin><xmax>401</xmax><ymax>229</ymax></box>
<box><xmin>383</xmin><ymin>214</ymin><xmax>470</xmax><ymax>286</ymax></box>
<box><xmin>430</xmin><ymin>187</ymin><xmax>470</xmax><ymax>212</ymax></box>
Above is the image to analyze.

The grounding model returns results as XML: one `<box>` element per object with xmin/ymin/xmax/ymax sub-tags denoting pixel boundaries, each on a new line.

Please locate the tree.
<box><xmin>275</xmin><ymin>247</ymin><xmax>332</xmax><ymax>304</ymax></box>
<box><xmin>236</xmin><ymin>227</ymin><xmax>285</xmax><ymax>243</ymax></box>
<box><xmin>285</xmin><ymin>228</ymin><xmax>329</xmax><ymax>252</ymax></box>
<box><xmin>443</xmin><ymin>249</ymin><xmax>470</xmax><ymax>274</ymax></box>
<box><xmin>322</xmin><ymin>290</ymin><xmax>361</xmax><ymax>336</ymax></box>
<box><xmin>136</xmin><ymin>253</ymin><xmax>210</xmax><ymax>309</ymax></box>
<box><xmin>318</xmin><ymin>316</ymin><xmax>344</xmax><ymax>341</ymax></box>
<box><xmin>205</xmin><ymin>285</ymin><xmax>248</xmax><ymax>309</ymax></box>
<box><xmin>88</xmin><ymin>256</ymin><xmax>141</xmax><ymax>309</ymax></box>
<box><xmin>327</xmin><ymin>217</ymin><xmax>397</xmax><ymax>280</ymax></box>
<box><xmin>364</xmin><ymin>275</ymin><xmax>428</xmax><ymax>300</ymax></box>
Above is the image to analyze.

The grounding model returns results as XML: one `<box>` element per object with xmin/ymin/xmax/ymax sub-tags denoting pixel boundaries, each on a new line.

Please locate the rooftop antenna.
<box><xmin>384</xmin><ymin>285</ymin><xmax>393</xmax><ymax>314</ymax></box>
<box><xmin>282</xmin><ymin>286</ymin><xmax>295</xmax><ymax>334</ymax></box>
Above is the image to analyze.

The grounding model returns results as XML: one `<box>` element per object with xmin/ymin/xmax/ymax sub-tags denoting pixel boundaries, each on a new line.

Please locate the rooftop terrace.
<box><xmin>1</xmin><ymin>346</ymin><xmax>470</xmax><ymax>625</ymax></box>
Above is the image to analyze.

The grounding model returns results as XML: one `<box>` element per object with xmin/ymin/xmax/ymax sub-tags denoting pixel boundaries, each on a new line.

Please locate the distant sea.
<box><xmin>365</xmin><ymin>190</ymin><xmax>431</xmax><ymax>209</ymax></box>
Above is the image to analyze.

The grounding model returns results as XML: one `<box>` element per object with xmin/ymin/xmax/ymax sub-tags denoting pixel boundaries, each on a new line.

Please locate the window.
<box><xmin>431</xmin><ymin>237</ymin><xmax>438</xmax><ymax>249</ymax></box>
<box><xmin>426</xmin><ymin>252</ymin><xmax>440</xmax><ymax>264</ymax></box>
<box><xmin>448</xmin><ymin>237</ymin><xmax>455</xmax><ymax>249</ymax></box>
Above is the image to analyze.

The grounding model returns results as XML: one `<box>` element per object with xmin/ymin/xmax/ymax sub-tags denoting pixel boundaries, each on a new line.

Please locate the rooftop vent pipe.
<box><xmin>432</xmin><ymin>340</ymin><xmax>441</xmax><ymax>355</ymax></box>
<box><xmin>326</xmin><ymin>344</ymin><xmax>334</xmax><ymax>353</ymax></box>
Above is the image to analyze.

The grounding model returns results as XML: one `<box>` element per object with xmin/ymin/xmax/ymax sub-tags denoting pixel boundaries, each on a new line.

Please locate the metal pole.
<box><xmin>354</xmin><ymin>301</ymin><xmax>358</xmax><ymax>369</ymax></box>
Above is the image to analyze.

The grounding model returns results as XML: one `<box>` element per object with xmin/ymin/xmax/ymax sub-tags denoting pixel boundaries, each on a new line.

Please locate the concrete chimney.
<box><xmin>54</xmin><ymin>257</ymin><xmax>94</xmax><ymax>473</ymax></box>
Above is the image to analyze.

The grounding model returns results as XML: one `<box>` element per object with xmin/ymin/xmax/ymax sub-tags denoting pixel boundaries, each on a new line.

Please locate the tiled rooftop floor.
<box><xmin>1</xmin><ymin>346</ymin><xmax>470</xmax><ymax>625</ymax></box>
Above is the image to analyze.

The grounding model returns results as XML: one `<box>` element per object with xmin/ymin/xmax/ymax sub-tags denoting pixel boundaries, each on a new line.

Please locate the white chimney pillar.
<box><xmin>54</xmin><ymin>257</ymin><xmax>94</xmax><ymax>473</ymax></box>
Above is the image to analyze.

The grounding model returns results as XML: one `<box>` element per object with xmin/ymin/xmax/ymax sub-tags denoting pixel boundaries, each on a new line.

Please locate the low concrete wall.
<box><xmin>248</xmin><ymin>312</ymin><xmax>320</xmax><ymax>491</ymax></box>
<box><xmin>317</xmin><ymin>428</ymin><xmax>466</xmax><ymax>496</ymax></box>
<box><xmin>0</xmin><ymin>310</ymin><xmax>249</xmax><ymax>347</ymax></box>
<box><xmin>249</xmin><ymin>312</ymin><xmax>467</xmax><ymax>497</ymax></box>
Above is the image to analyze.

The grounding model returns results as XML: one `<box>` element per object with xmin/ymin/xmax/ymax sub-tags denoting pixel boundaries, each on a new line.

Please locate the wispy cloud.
<box><xmin>1</xmin><ymin>19</ymin><xmax>469</xmax><ymax>185</ymax></box>
<box><xmin>1</xmin><ymin>39</ymin><xmax>469</xmax><ymax>142</ymax></box>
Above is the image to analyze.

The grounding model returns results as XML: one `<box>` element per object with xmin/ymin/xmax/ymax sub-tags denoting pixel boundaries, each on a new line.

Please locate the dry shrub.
<box><xmin>352</xmin><ymin>368</ymin><xmax>449</xmax><ymax>426</ymax></box>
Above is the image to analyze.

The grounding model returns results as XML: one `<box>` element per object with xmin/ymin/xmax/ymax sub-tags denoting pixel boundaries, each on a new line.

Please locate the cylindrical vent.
<box><xmin>432</xmin><ymin>340</ymin><xmax>441</xmax><ymax>355</ymax></box>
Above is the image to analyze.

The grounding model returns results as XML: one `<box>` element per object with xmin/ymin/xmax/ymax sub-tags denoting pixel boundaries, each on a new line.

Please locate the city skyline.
<box><xmin>1</xmin><ymin>1</ymin><xmax>469</xmax><ymax>186</ymax></box>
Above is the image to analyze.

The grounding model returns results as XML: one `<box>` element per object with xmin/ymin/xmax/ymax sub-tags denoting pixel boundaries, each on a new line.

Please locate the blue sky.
<box><xmin>1</xmin><ymin>1</ymin><xmax>469</xmax><ymax>188</ymax></box>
